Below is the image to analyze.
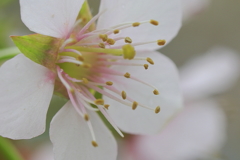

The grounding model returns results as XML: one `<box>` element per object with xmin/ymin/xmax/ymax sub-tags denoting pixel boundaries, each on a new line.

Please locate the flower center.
<box><xmin>55</xmin><ymin>10</ymin><xmax>165</xmax><ymax>147</ymax></box>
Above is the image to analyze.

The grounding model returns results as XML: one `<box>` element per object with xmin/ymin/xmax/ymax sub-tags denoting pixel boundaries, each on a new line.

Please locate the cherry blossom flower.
<box><xmin>119</xmin><ymin>47</ymin><xmax>240</xmax><ymax>160</ymax></box>
<box><xmin>0</xmin><ymin>0</ymin><xmax>182</xmax><ymax>159</ymax></box>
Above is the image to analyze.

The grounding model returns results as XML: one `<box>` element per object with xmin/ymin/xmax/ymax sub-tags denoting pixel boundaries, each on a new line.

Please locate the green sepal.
<box><xmin>76</xmin><ymin>1</ymin><xmax>95</xmax><ymax>31</ymax></box>
<box><xmin>11</xmin><ymin>34</ymin><xmax>63</xmax><ymax>69</ymax></box>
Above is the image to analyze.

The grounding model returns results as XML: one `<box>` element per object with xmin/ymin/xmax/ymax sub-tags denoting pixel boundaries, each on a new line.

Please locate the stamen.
<box><xmin>97</xmin><ymin>61</ymin><xmax>148</xmax><ymax>67</ymax></box>
<box><xmin>104</xmin><ymin>104</ymin><xmax>110</xmax><ymax>109</ymax></box>
<box><xmin>106</xmin><ymin>81</ymin><xmax>113</xmax><ymax>86</ymax></box>
<box><xmin>60</xmin><ymin>38</ymin><xmax>74</xmax><ymax>51</ymax></box>
<box><xmin>56</xmin><ymin>67</ymin><xmax>74</xmax><ymax>92</ymax></box>
<box><xmin>94</xmin><ymin>99</ymin><xmax>104</xmax><ymax>105</ymax></box>
<box><xmin>77</xmin><ymin>55</ymin><xmax>84</xmax><ymax>61</ymax></box>
<box><xmin>157</xmin><ymin>40</ymin><xmax>166</xmax><ymax>45</ymax></box>
<box><xmin>58</xmin><ymin>58</ymin><xmax>83</xmax><ymax>65</ymax></box>
<box><xmin>64</xmin><ymin>49</ymin><xmax>82</xmax><ymax>56</ymax></box>
<box><xmin>127</xmin><ymin>39</ymin><xmax>166</xmax><ymax>47</ymax></box>
<box><xmin>121</xmin><ymin>91</ymin><xmax>127</xmax><ymax>100</ymax></box>
<box><xmin>113</xmin><ymin>29</ymin><xmax>119</xmax><ymax>34</ymax></box>
<box><xmin>132</xmin><ymin>22</ymin><xmax>140</xmax><ymax>27</ymax></box>
<box><xmin>150</xmin><ymin>19</ymin><xmax>159</xmax><ymax>26</ymax></box>
<box><xmin>78</xmin><ymin>84</ymin><xmax>125</xmax><ymax>138</ymax></box>
<box><xmin>132</xmin><ymin>101</ymin><xmax>138</xmax><ymax>110</ymax></box>
<box><xmin>104</xmin><ymin>84</ymin><xmax>158</xmax><ymax>112</ymax></box>
<box><xmin>155</xmin><ymin>106</ymin><xmax>161</xmax><ymax>113</ymax></box>
<box><xmin>144</xmin><ymin>64</ymin><xmax>149</xmax><ymax>70</ymax></box>
<box><xmin>125</xmin><ymin>37</ymin><xmax>132</xmax><ymax>43</ymax></box>
<box><xmin>124</xmin><ymin>72</ymin><xmax>131</xmax><ymax>78</ymax></box>
<box><xmin>153</xmin><ymin>89</ymin><xmax>159</xmax><ymax>95</ymax></box>
<box><xmin>99</xmin><ymin>43</ymin><xmax>105</xmax><ymax>48</ymax></box>
<box><xmin>97</xmin><ymin>104</ymin><xmax>124</xmax><ymax>137</ymax></box>
<box><xmin>99</xmin><ymin>34</ymin><xmax>108</xmax><ymax>42</ymax></box>
<box><xmin>147</xmin><ymin>57</ymin><xmax>154</xmax><ymax>65</ymax></box>
<box><xmin>92</xmin><ymin>141</ymin><xmax>98</xmax><ymax>147</ymax></box>
<box><xmin>77</xmin><ymin>9</ymin><xmax>107</xmax><ymax>37</ymax></box>
<box><xmin>106</xmin><ymin>38</ymin><xmax>115</xmax><ymax>45</ymax></box>
<box><xmin>84</xmin><ymin>114</ymin><xmax>89</xmax><ymax>121</ymax></box>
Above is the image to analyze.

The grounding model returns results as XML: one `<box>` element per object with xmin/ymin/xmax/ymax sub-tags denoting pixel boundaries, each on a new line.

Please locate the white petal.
<box><xmin>97</xmin><ymin>0</ymin><xmax>182</xmax><ymax>50</ymax></box>
<box><xmin>182</xmin><ymin>0</ymin><xmax>211</xmax><ymax>21</ymax></box>
<box><xmin>20</xmin><ymin>0</ymin><xmax>84</xmax><ymax>38</ymax></box>
<box><xmin>0</xmin><ymin>54</ymin><xmax>55</xmax><ymax>139</ymax></box>
<box><xmin>130</xmin><ymin>100</ymin><xmax>226</xmax><ymax>160</ymax></box>
<box><xmin>50</xmin><ymin>101</ymin><xmax>117</xmax><ymax>160</ymax></box>
<box><xmin>103</xmin><ymin>51</ymin><xmax>183</xmax><ymax>135</ymax></box>
<box><xmin>180</xmin><ymin>47</ymin><xmax>240</xmax><ymax>100</ymax></box>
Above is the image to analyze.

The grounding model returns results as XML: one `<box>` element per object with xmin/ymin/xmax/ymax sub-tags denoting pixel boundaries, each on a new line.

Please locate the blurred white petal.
<box><xmin>180</xmin><ymin>47</ymin><xmax>240</xmax><ymax>100</ymax></box>
<box><xmin>127</xmin><ymin>99</ymin><xmax>226</xmax><ymax>160</ymax></box>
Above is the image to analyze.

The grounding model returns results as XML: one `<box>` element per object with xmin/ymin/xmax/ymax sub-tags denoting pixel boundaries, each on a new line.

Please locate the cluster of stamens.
<box><xmin>56</xmin><ymin>10</ymin><xmax>165</xmax><ymax>147</ymax></box>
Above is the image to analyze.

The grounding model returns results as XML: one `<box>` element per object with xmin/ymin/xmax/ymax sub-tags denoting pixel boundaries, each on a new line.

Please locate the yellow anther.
<box><xmin>84</xmin><ymin>114</ymin><xmax>89</xmax><ymax>121</ymax></box>
<box><xmin>124</xmin><ymin>72</ymin><xmax>131</xmax><ymax>78</ymax></box>
<box><xmin>153</xmin><ymin>89</ymin><xmax>159</xmax><ymax>95</ymax></box>
<box><xmin>114</xmin><ymin>29</ymin><xmax>119</xmax><ymax>34</ymax></box>
<box><xmin>157</xmin><ymin>40</ymin><xmax>166</xmax><ymax>46</ymax></box>
<box><xmin>150</xmin><ymin>19</ymin><xmax>159</xmax><ymax>26</ymax></box>
<box><xmin>147</xmin><ymin>57</ymin><xmax>154</xmax><ymax>65</ymax></box>
<box><xmin>125</xmin><ymin>37</ymin><xmax>132</xmax><ymax>43</ymax></box>
<box><xmin>132</xmin><ymin>101</ymin><xmax>138</xmax><ymax>110</ymax></box>
<box><xmin>122</xmin><ymin>44</ymin><xmax>136</xmax><ymax>60</ymax></box>
<box><xmin>155</xmin><ymin>106</ymin><xmax>161</xmax><ymax>113</ymax></box>
<box><xmin>82</xmin><ymin>78</ymin><xmax>89</xmax><ymax>84</ymax></box>
<box><xmin>144</xmin><ymin>64</ymin><xmax>149</xmax><ymax>70</ymax></box>
<box><xmin>99</xmin><ymin>43</ymin><xmax>105</xmax><ymax>48</ymax></box>
<box><xmin>132</xmin><ymin>22</ymin><xmax>140</xmax><ymax>27</ymax></box>
<box><xmin>106</xmin><ymin>81</ymin><xmax>113</xmax><ymax>86</ymax></box>
<box><xmin>92</xmin><ymin>141</ymin><xmax>98</xmax><ymax>147</ymax></box>
<box><xmin>82</xmin><ymin>63</ymin><xmax>92</xmax><ymax>68</ymax></box>
<box><xmin>78</xmin><ymin>56</ymin><xmax>84</xmax><ymax>61</ymax></box>
<box><xmin>104</xmin><ymin>104</ymin><xmax>110</xmax><ymax>109</ymax></box>
<box><xmin>121</xmin><ymin>91</ymin><xmax>127</xmax><ymax>100</ymax></box>
<box><xmin>99</xmin><ymin>34</ymin><xmax>108</xmax><ymax>42</ymax></box>
<box><xmin>94</xmin><ymin>99</ymin><xmax>104</xmax><ymax>105</ymax></box>
<box><xmin>107</xmin><ymin>38</ymin><xmax>115</xmax><ymax>45</ymax></box>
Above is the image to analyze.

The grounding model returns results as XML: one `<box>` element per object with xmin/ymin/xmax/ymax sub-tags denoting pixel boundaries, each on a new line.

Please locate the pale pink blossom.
<box><xmin>0</xmin><ymin>0</ymin><xmax>182</xmax><ymax>159</ymax></box>
<box><xmin>119</xmin><ymin>47</ymin><xmax>240</xmax><ymax>160</ymax></box>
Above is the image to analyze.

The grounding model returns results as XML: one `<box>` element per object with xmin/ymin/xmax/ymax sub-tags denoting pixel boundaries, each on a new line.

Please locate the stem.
<box><xmin>0</xmin><ymin>136</ymin><xmax>24</xmax><ymax>160</ymax></box>
<box><xmin>0</xmin><ymin>47</ymin><xmax>20</xmax><ymax>61</ymax></box>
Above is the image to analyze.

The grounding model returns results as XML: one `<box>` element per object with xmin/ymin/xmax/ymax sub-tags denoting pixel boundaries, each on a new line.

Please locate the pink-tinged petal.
<box><xmin>180</xmin><ymin>47</ymin><xmax>240</xmax><ymax>100</ymax></box>
<box><xmin>182</xmin><ymin>0</ymin><xmax>210</xmax><ymax>21</ymax></box>
<box><xmin>20</xmin><ymin>0</ymin><xmax>84</xmax><ymax>38</ymax></box>
<box><xmin>103</xmin><ymin>51</ymin><xmax>183</xmax><ymax>135</ymax></box>
<box><xmin>0</xmin><ymin>54</ymin><xmax>55</xmax><ymax>139</ymax></box>
<box><xmin>97</xmin><ymin>0</ymin><xmax>182</xmax><ymax>50</ymax></box>
<box><xmin>50</xmin><ymin>101</ymin><xmax>117</xmax><ymax>160</ymax></box>
<box><xmin>128</xmin><ymin>100</ymin><xmax>226</xmax><ymax>160</ymax></box>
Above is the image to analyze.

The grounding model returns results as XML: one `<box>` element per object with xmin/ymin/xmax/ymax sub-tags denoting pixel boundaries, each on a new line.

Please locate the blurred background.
<box><xmin>0</xmin><ymin>0</ymin><xmax>240</xmax><ymax>159</ymax></box>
